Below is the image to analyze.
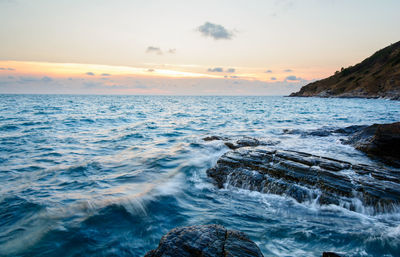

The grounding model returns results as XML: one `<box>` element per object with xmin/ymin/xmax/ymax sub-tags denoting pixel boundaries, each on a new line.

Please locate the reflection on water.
<box><xmin>0</xmin><ymin>95</ymin><xmax>399</xmax><ymax>256</ymax></box>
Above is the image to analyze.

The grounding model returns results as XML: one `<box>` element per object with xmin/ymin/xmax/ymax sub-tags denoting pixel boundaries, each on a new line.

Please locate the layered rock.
<box><xmin>145</xmin><ymin>224</ymin><xmax>264</xmax><ymax>257</ymax></box>
<box><xmin>203</xmin><ymin>136</ymin><xmax>279</xmax><ymax>150</ymax></box>
<box><xmin>281</xmin><ymin>122</ymin><xmax>400</xmax><ymax>167</ymax></box>
<box><xmin>207</xmin><ymin>147</ymin><xmax>400</xmax><ymax>213</ymax></box>
<box><xmin>322</xmin><ymin>252</ymin><xmax>343</xmax><ymax>257</ymax></box>
<box><xmin>343</xmin><ymin>122</ymin><xmax>400</xmax><ymax>167</ymax></box>
<box><xmin>282</xmin><ymin>125</ymin><xmax>367</xmax><ymax>137</ymax></box>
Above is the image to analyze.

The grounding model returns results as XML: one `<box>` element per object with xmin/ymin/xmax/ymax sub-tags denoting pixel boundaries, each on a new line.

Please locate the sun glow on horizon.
<box><xmin>0</xmin><ymin>59</ymin><xmax>333</xmax><ymax>95</ymax></box>
<box><xmin>0</xmin><ymin>60</ymin><xmax>329</xmax><ymax>83</ymax></box>
<box><xmin>0</xmin><ymin>60</ymin><xmax>227</xmax><ymax>79</ymax></box>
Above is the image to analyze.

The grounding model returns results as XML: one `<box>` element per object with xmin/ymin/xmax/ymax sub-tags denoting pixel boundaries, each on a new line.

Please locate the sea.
<box><xmin>0</xmin><ymin>95</ymin><xmax>399</xmax><ymax>257</ymax></box>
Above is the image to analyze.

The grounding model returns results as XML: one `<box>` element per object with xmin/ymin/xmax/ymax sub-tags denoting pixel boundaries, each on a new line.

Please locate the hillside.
<box><xmin>290</xmin><ymin>41</ymin><xmax>400</xmax><ymax>100</ymax></box>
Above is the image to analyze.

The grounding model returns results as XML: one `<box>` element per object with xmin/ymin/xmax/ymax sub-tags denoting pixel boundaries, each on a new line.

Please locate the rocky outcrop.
<box><xmin>207</xmin><ymin>147</ymin><xmax>400</xmax><ymax>213</ymax></box>
<box><xmin>282</xmin><ymin>125</ymin><xmax>367</xmax><ymax>137</ymax></box>
<box><xmin>144</xmin><ymin>224</ymin><xmax>264</xmax><ymax>257</ymax></box>
<box><xmin>203</xmin><ymin>136</ymin><xmax>279</xmax><ymax>150</ymax></box>
<box><xmin>281</xmin><ymin>122</ymin><xmax>400</xmax><ymax>167</ymax></box>
<box><xmin>322</xmin><ymin>252</ymin><xmax>343</xmax><ymax>257</ymax></box>
<box><xmin>343</xmin><ymin>122</ymin><xmax>400</xmax><ymax>167</ymax></box>
<box><xmin>289</xmin><ymin>41</ymin><xmax>400</xmax><ymax>100</ymax></box>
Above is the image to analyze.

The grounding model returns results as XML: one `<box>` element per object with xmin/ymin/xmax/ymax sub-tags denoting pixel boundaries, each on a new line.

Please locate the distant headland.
<box><xmin>290</xmin><ymin>41</ymin><xmax>400</xmax><ymax>100</ymax></box>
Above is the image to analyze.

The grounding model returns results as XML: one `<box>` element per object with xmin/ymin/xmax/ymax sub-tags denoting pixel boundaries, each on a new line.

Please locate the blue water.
<box><xmin>0</xmin><ymin>95</ymin><xmax>399</xmax><ymax>257</ymax></box>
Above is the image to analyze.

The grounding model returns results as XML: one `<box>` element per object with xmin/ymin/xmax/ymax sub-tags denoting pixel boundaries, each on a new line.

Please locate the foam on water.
<box><xmin>0</xmin><ymin>95</ymin><xmax>399</xmax><ymax>256</ymax></box>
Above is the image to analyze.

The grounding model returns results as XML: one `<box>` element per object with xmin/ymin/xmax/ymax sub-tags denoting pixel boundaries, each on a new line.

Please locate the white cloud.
<box><xmin>197</xmin><ymin>22</ymin><xmax>234</xmax><ymax>40</ymax></box>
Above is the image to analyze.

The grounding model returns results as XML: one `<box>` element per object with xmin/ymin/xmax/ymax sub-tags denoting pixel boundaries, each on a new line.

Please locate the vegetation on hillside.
<box><xmin>290</xmin><ymin>41</ymin><xmax>400</xmax><ymax>100</ymax></box>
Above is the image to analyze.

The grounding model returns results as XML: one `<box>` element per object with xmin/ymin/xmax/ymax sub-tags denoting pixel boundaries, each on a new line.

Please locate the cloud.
<box><xmin>271</xmin><ymin>0</ymin><xmax>295</xmax><ymax>17</ymax></box>
<box><xmin>197</xmin><ymin>22</ymin><xmax>234</xmax><ymax>40</ymax></box>
<box><xmin>224</xmin><ymin>75</ymin><xmax>239</xmax><ymax>79</ymax></box>
<box><xmin>271</xmin><ymin>77</ymin><xmax>277</xmax><ymax>80</ymax></box>
<box><xmin>0</xmin><ymin>67</ymin><xmax>15</xmax><ymax>71</ymax></box>
<box><xmin>284</xmin><ymin>69</ymin><xmax>293</xmax><ymax>72</ymax></box>
<box><xmin>285</xmin><ymin>75</ymin><xmax>302</xmax><ymax>81</ymax></box>
<box><xmin>86</xmin><ymin>72</ymin><xmax>95</xmax><ymax>76</ymax></box>
<box><xmin>101</xmin><ymin>73</ymin><xmax>110</xmax><ymax>76</ymax></box>
<box><xmin>146</xmin><ymin>46</ymin><xmax>163</xmax><ymax>55</ymax></box>
<box><xmin>208</xmin><ymin>67</ymin><xmax>224</xmax><ymax>72</ymax></box>
<box><xmin>208</xmin><ymin>67</ymin><xmax>236</xmax><ymax>73</ymax></box>
<box><xmin>41</xmin><ymin>76</ymin><xmax>53</xmax><ymax>82</ymax></box>
<box><xmin>265</xmin><ymin>70</ymin><xmax>272</xmax><ymax>73</ymax></box>
<box><xmin>13</xmin><ymin>76</ymin><xmax>53</xmax><ymax>84</ymax></box>
<box><xmin>18</xmin><ymin>76</ymin><xmax>38</xmax><ymax>83</ymax></box>
<box><xmin>146</xmin><ymin>47</ymin><xmax>176</xmax><ymax>55</ymax></box>
<box><xmin>147</xmin><ymin>69</ymin><xmax>155</xmax><ymax>72</ymax></box>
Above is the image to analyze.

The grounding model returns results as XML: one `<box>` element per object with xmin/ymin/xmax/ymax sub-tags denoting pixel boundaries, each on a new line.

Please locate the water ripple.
<box><xmin>0</xmin><ymin>95</ymin><xmax>399</xmax><ymax>256</ymax></box>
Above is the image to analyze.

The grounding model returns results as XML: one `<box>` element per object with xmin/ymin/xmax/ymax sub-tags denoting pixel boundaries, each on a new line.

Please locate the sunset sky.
<box><xmin>1</xmin><ymin>0</ymin><xmax>399</xmax><ymax>95</ymax></box>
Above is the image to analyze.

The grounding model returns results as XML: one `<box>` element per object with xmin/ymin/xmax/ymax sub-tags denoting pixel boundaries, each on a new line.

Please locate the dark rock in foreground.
<box><xmin>344</xmin><ymin>122</ymin><xmax>400</xmax><ymax>167</ymax></box>
<box><xmin>322</xmin><ymin>252</ymin><xmax>343</xmax><ymax>257</ymax></box>
<box><xmin>207</xmin><ymin>147</ymin><xmax>400</xmax><ymax>213</ymax></box>
<box><xmin>145</xmin><ymin>224</ymin><xmax>264</xmax><ymax>257</ymax></box>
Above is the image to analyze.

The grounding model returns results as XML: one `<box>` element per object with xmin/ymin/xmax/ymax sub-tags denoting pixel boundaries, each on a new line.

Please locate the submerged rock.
<box><xmin>207</xmin><ymin>147</ymin><xmax>400</xmax><ymax>213</ymax></box>
<box><xmin>344</xmin><ymin>122</ymin><xmax>400</xmax><ymax>167</ymax></box>
<box><xmin>145</xmin><ymin>224</ymin><xmax>264</xmax><ymax>257</ymax></box>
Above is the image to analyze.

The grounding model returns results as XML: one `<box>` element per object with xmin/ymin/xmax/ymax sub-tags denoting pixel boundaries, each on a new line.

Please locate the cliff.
<box><xmin>290</xmin><ymin>41</ymin><xmax>400</xmax><ymax>100</ymax></box>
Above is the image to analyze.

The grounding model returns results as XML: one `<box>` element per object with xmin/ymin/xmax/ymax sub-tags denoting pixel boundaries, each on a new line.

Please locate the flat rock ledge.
<box><xmin>207</xmin><ymin>147</ymin><xmax>400</xmax><ymax>213</ymax></box>
<box><xmin>144</xmin><ymin>224</ymin><xmax>264</xmax><ymax>257</ymax></box>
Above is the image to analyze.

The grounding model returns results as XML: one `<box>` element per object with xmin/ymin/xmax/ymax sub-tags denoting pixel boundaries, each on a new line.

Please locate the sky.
<box><xmin>0</xmin><ymin>0</ymin><xmax>399</xmax><ymax>95</ymax></box>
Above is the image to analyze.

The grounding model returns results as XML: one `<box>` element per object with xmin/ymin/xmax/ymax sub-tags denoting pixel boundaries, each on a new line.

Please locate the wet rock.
<box><xmin>225</xmin><ymin>138</ymin><xmax>262</xmax><ymax>150</ymax></box>
<box><xmin>333</xmin><ymin>125</ymin><xmax>368</xmax><ymax>135</ymax></box>
<box><xmin>282</xmin><ymin>127</ymin><xmax>333</xmax><ymax>137</ymax></box>
<box><xmin>144</xmin><ymin>224</ymin><xmax>264</xmax><ymax>257</ymax></box>
<box><xmin>207</xmin><ymin>147</ymin><xmax>400</xmax><ymax>213</ymax></box>
<box><xmin>282</xmin><ymin>125</ymin><xmax>367</xmax><ymax>137</ymax></box>
<box><xmin>344</xmin><ymin>122</ymin><xmax>400</xmax><ymax>167</ymax></box>
<box><xmin>322</xmin><ymin>252</ymin><xmax>343</xmax><ymax>257</ymax></box>
<box><xmin>203</xmin><ymin>136</ymin><xmax>279</xmax><ymax>150</ymax></box>
<box><xmin>203</xmin><ymin>135</ymin><xmax>229</xmax><ymax>141</ymax></box>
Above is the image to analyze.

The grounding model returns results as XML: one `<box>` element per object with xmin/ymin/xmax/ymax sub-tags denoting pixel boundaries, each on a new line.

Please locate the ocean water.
<box><xmin>0</xmin><ymin>94</ymin><xmax>399</xmax><ymax>257</ymax></box>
